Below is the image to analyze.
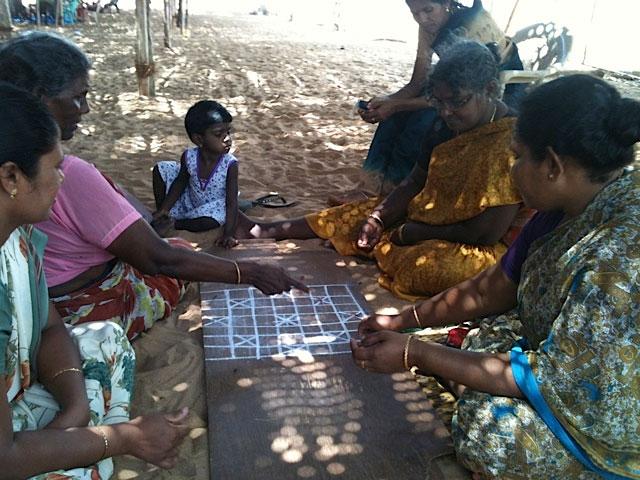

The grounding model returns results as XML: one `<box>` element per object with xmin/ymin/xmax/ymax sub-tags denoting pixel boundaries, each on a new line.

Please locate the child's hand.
<box><xmin>217</xmin><ymin>235</ymin><xmax>239</xmax><ymax>249</ymax></box>
<box><xmin>152</xmin><ymin>210</ymin><xmax>170</xmax><ymax>222</ymax></box>
<box><xmin>150</xmin><ymin>211</ymin><xmax>174</xmax><ymax>237</ymax></box>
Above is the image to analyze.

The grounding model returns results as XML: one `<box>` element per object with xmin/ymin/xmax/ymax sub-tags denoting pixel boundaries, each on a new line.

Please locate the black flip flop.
<box><xmin>252</xmin><ymin>192</ymin><xmax>298</xmax><ymax>209</ymax></box>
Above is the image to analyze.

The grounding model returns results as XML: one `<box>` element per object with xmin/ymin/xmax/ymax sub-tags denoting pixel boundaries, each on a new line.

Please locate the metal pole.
<box><xmin>504</xmin><ymin>0</ymin><xmax>521</xmax><ymax>33</ymax></box>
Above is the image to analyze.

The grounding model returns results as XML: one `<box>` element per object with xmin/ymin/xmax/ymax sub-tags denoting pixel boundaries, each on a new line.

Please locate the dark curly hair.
<box><xmin>427</xmin><ymin>40</ymin><xmax>500</xmax><ymax>97</ymax></box>
<box><xmin>516</xmin><ymin>74</ymin><xmax>640</xmax><ymax>182</ymax></box>
<box><xmin>184</xmin><ymin>100</ymin><xmax>233</xmax><ymax>142</ymax></box>
<box><xmin>0</xmin><ymin>31</ymin><xmax>91</xmax><ymax>98</ymax></box>
<box><xmin>0</xmin><ymin>83</ymin><xmax>60</xmax><ymax>178</ymax></box>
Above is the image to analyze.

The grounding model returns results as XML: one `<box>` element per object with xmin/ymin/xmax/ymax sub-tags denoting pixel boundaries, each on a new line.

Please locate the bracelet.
<box><xmin>368</xmin><ymin>212</ymin><xmax>385</xmax><ymax>230</ymax></box>
<box><xmin>412</xmin><ymin>304</ymin><xmax>423</xmax><ymax>329</ymax></box>
<box><xmin>50</xmin><ymin>367</ymin><xmax>83</xmax><ymax>383</ymax></box>
<box><xmin>97</xmin><ymin>426</ymin><xmax>110</xmax><ymax>460</ymax></box>
<box><xmin>397</xmin><ymin>224</ymin><xmax>405</xmax><ymax>244</ymax></box>
<box><xmin>233</xmin><ymin>261</ymin><xmax>241</xmax><ymax>284</ymax></box>
<box><xmin>403</xmin><ymin>335</ymin><xmax>415</xmax><ymax>371</ymax></box>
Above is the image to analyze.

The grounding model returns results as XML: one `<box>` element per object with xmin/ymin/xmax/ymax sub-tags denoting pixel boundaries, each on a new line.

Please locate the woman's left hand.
<box><xmin>350</xmin><ymin>331</ymin><xmax>412</xmax><ymax>373</ymax></box>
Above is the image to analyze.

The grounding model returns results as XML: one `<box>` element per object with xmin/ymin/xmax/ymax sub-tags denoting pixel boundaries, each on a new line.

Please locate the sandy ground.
<box><xmin>11</xmin><ymin>10</ymin><xmax>448</xmax><ymax>480</ymax></box>
<box><xmin>7</xmin><ymin>9</ymin><xmax>640</xmax><ymax>479</ymax></box>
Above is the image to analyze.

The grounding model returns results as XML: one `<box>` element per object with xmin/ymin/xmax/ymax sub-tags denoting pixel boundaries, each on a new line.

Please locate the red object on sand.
<box><xmin>446</xmin><ymin>327</ymin><xmax>471</xmax><ymax>348</ymax></box>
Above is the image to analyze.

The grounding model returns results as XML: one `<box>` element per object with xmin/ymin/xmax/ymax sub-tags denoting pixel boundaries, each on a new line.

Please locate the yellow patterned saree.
<box><xmin>307</xmin><ymin>117</ymin><xmax>522</xmax><ymax>300</ymax></box>
<box><xmin>454</xmin><ymin>171</ymin><xmax>640</xmax><ymax>479</ymax></box>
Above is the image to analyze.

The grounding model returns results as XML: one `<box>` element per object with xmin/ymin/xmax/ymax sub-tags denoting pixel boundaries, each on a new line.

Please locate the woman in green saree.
<box><xmin>0</xmin><ymin>85</ymin><xmax>189</xmax><ymax>478</ymax></box>
<box><xmin>351</xmin><ymin>74</ymin><xmax>640</xmax><ymax>479</ymax></box>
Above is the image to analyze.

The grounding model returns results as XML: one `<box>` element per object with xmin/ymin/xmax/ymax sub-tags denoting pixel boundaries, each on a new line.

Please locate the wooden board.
<box><xmin>201</xmin><ymin>240</ymin><xmax>453</xmax><ymax>479</ymax></box>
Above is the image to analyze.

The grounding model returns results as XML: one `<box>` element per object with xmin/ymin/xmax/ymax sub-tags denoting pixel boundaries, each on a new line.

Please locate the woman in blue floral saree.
<box><xmin>0</xmin><ymin>85</ymin><xmax>189</xmax><ymax>478</ymax></box>
<box><xmin>351</xmin><ymin>74</ymin><xmax>640</xmax><ymax>479</ymax></box>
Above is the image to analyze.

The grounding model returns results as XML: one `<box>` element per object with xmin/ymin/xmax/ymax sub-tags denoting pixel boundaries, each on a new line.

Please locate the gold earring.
<box><xmin>9</xmin><ymin>189</ymin><xmax>17</xmax><ymax>200</ymax></box>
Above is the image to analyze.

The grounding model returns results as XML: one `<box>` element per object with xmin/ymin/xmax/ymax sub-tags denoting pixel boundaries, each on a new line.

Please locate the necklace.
<box><xmin>489</xmin><ymin>103</ymin><xmax>498</xmax><ymax>123</ymax></box>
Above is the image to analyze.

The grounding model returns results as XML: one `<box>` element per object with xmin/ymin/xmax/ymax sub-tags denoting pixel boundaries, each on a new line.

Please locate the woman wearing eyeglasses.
<box><xmin>237</xmin><ymin>40</ymin><xmax>527</xmax><ymax>301</ymax></box>
<box><xmin>355</xmin><ymin>0</ymin><xmax>524</xmax><ymax>188</ymax></box>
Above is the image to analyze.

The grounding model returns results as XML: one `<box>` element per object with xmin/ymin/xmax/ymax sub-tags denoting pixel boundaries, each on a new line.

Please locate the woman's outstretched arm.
<box><xmin>351</xmin><ymin>331</ymin><xmax>522</xmax><ymax>398</ymax></box>
<box><xmin>107</xmin><ymin>219</ymin><xmax>307</xmax><ymax>295</ymax></box>
<box><xmin>359</xmin><ymin>263</ymin><xmax>518</xmax><ymax>334</ymax></box>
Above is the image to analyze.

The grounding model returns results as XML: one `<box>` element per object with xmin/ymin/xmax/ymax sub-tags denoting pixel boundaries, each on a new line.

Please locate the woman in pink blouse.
<box><xmin>0</xmin><ymin>32</ymin><xmax>306</xmax><ymax>339</ymax></box>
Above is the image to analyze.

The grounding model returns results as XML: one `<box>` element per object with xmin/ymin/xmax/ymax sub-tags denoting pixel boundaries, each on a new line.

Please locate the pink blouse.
<box><xmin>36</xmin><ymin>155</ymin><xmax>141</xmax><ymax>287</ymax></box>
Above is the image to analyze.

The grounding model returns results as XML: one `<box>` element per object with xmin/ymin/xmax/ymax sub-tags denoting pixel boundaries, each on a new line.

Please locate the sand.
<box><xmin>9</xmin><ymin>9</ymin><xmax>639</xmax><ymax>478</ymax></box>
<box><xmin>11</xmin><ymin>10</ymin><xmax>443</xmax><ymax>479</ymax></box>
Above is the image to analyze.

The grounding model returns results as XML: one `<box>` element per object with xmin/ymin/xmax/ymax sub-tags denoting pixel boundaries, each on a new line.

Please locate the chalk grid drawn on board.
<box><xmin>201</xmin><ymin>284</ymin><xmax>367</xmax><ymax>361</ymax></box>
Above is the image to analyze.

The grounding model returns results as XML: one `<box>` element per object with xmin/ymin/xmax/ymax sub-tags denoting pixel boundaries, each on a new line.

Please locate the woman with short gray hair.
<box><xmin>0</xmin><ymin>32</ymin><xmax>306</xmax><ymax>340</ymax></box>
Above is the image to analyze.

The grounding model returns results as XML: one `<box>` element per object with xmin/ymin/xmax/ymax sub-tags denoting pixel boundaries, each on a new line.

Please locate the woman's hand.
<box><xmin>240</xmin><ymin>262</ymin><xmax>308</xmax><ymax>295</ymax></box>
<box><xmin>216</xmin><ymin>235</ymin><xmax>239</xmax><ymax>249</ymax></box>
<box><xmin>360</xmin><ymin>96</ymin><xmax>397</xmax><ymax>124</ymax></box>
<box><xmin>124</xmin><ymin>408</ymin><xmax>190</xmax><ymax>469</ymax></box>
<box><xmin>357</xmin><ymin>314</ymin><xmax>405</xmax><ymax>336</ymax></box>
<box><xmin>357</xmin><ymin>217</ymin><xmax>384</xmax><ymax>252</ymax></box>
<box><xmin>350</xmin><ymin>331</ymin><xmax>412</xmax><ymax>374</ymax></box>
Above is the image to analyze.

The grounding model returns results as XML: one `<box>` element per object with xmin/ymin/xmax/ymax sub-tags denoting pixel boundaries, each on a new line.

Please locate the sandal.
<box><xmin>252</xmin><ymin>192</ymin><xmax>298</xmax><ymax>209</ymax></box>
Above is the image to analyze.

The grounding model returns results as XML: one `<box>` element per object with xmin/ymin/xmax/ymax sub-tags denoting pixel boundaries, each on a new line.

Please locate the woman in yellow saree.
<box><xmin>237</xmin><ymin>41</ymin><xmax>526</xmax><ymax>300</ymax></box>
<box><xmin>352</xmin><ymin>75</ymin><xmax>640</xmax><ymax>479</ymax></box>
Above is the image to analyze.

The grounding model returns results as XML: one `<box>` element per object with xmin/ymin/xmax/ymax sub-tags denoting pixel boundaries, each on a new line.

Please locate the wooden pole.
<box><xmin>135</xmin><ymin>0</ymin><xmax>155</xmax><ymax>96</ymax></box>
<box><xmin>55</xmin><ymin>0</ymin><xmax>63</xmax><ymax>26</ymax></box>
<box><xmin>163</xmin><ymin>0</ymin><xmax>171</xmax><ymax>48</ymax></box>
<box><xmin>0</xmin><ymin>0</ymin><xmax>12</xmax><ymax>31</ymax></box>
<box><xmin>179</xmin><ymin>0</ymin><xmax>185</xmax><ymax>35</ymax></box>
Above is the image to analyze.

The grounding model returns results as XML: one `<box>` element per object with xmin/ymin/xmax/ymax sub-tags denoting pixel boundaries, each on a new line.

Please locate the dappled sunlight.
<box><xmin>115</xmin><ymin>469</ymin><xmax>139</xmax><ymax>479</ymax></box>
<box><xmin>257</xmin><ymin>355</ymin><xmax>364</xmax><ymax>475</ymax></box>
<box><xmin>391</xmin><ymin>372</ymin><xmax>450</xmax><ymax>436</ymax></box>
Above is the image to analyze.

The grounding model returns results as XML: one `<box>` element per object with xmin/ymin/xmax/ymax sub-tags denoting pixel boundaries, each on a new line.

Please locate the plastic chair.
<box><xmin>501</xmin><ymin>22</ymin><xmax>575</xmax><ymax>87</ymax></box>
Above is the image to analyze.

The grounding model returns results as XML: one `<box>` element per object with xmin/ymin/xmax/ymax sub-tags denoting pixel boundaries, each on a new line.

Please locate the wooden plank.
<box><xmin>201</xmin><ymin>241</ymin><xmax>453</xmax><ymax>479</ymax></box>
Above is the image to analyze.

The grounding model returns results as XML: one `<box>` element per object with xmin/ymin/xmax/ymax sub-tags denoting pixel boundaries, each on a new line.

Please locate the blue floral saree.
<box><xmin>452</xmin><ymin>170</ymin><xmax>640</xmax><ymax>479</ymax></box>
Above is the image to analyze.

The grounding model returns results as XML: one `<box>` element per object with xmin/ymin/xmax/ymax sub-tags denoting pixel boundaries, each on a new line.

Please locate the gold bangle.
<box><xmin>97</xmin><ymin>426</ymin><xmax>110</xmax><ymax>460</ymax></box>
<box><xmin>403</xmin><ymin>335</ymin><xmax>414</xmax><ymax>371</ymax></box>
<box><xmin>397</xmin><ymin>224</ymin><xmax>405</xmax><ymax>244</ymax></box>
<box><xmin>368</xmin><ymin>212</ymin><xmax>385</xmax><ymax>230</ymax></box>
<box><xmin>233</xmin><ymin>261</ymin><xmax>241</xmax><ymax>284</ymax></box>
<box><xmin>412</xmin><ymin>304</ymin><xmax>423</xmax><ymax>329</ymax></box>
<box><xmin>50</xmin><ymin>367</ymin><xmax>83</xmax><ymax>382</ymax></box>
